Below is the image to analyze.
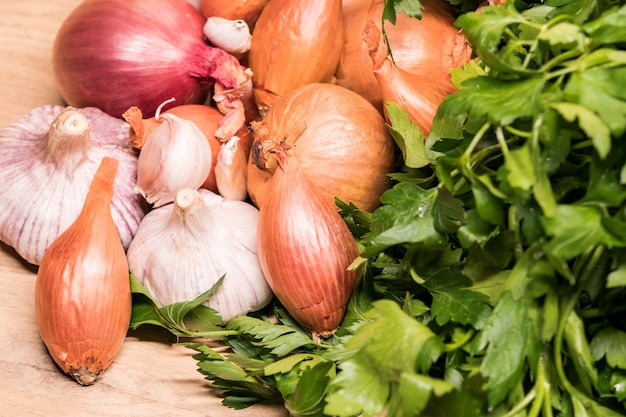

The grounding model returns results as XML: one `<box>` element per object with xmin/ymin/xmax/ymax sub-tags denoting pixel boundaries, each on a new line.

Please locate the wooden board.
<box><xmin>0</xmin><ymin>2</ymin><xmax>287</xmax><ymax>416</ymax></box>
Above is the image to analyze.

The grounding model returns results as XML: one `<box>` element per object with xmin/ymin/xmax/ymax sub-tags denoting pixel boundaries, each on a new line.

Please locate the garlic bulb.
<box><xmin>127</xmin><ymin>188</ymin><xmax>273</xmax><ymax>322</ymax></box>
<box><xmin>134</xmin><ymin>111</ymin><xmax>212</xmax><ymax>207</ymax></box>
<box><xmin>0</xmin><ymin>105</ymin><xmax>145</xmax><ymax>265</ymax></box>
<box><xmin>203</xmin><ymin>17</ymin><xmax>252</xmax><ymax>58</ymax></box>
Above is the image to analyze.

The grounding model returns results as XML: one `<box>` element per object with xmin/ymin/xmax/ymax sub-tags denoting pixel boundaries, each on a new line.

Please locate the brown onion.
<box><xmin>52</xmin><ymin>0</ymin><xmax>251</xmax><ymax>122</ymax></box>
<box><xmin>35</xmin><ymin>157</ymin><xmax>131</xmax><ymax>385</ymax></box>
<box><xmin>248</xmin><ymin>0</ymin><xmax>344</xmax><ymax>112</ymax></box>
<box><xmin>247</xmin><ymin>83</ymin><xmax>395</xmax><ymax>212</ymax></box>
<box><xmin>337</xmin><ymin>0</ymin><xmax>472</xmax><ymax>113</ymax></box>
<box><xmin>257</xmin><ymin>152</ymin><xmax>360</xmax><ymax>339</ymax></box>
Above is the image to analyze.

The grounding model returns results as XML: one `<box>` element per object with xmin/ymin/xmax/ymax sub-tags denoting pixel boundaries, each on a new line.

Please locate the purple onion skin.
<box><xmin>52</xmin><ymin>0</ymin><xmax>242</xmax><ymax>119</ymax></box>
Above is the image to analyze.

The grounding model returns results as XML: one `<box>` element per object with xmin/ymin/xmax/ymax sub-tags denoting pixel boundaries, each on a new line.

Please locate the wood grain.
<box><xmin>0</xmin><ymin>2</ymin><xmax>286</xmax><ymax>415</ymax></box>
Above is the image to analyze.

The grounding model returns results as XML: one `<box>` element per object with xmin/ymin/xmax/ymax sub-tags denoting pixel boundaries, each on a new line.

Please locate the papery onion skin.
<box><xmin>52</xmin><ymin>0</ymin><xmax>248</xmax><ymax>119</ymax></box>
<box><xmin>35</xmin><ymin>157</ymin><xmax>132</xmax><ymax>386</ymax></box>
<box><xmin>248</xmin><ymin>0</ymin><xmax>344</xmax><ymax>112</ymax></box>
<box><xmin>247</xmin><ymin>83</ymin><xmax>395</xmax><ymax>212</ymax></box>
<box><xmin>257</xmin><ymin>154</ymin><xmax>360</xmax><ymax>339</ymax></box>
<box><xmin>337</xmin><ymin>0</ymin><xmax>472</xmax><ymax>113</ymax></box>
<box><xmin>0</xmin><ymin>105</ymin><xmax>145</xmax><ymax>265</ymax></box>
<box><xmin>363</xmin><ymin>20</ymin><xmax>457</xmax><ymax>136</ymax></box>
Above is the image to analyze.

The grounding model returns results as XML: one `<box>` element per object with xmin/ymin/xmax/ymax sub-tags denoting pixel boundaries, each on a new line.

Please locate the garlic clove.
<box><xmin>203</xmin><ymin>16</ymin><xmax>252</xmax><ymax>57</ymax></box>
<box><xmin>134</xmin><ymin>113</ymin><xmax>212</xmax><ymax>207</ymax></box>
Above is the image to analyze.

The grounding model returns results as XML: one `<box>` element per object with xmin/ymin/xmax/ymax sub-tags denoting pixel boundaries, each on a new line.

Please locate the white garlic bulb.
<box><xmin>134</xmin><ymin>112</ymin><xmax>212</xmax><ymax>207</ymax></box>
<box><xmin>127</xmin><ymin>188</ymin><xmax>273</xmax><ymax>322</ymax></box>
<box><xmin>203</xmin><ymin>17</ymin><xmax>252</xmax><ymax>57</ymax></box>
<box><xmin>0</xmin><ymin>105</ymin><xmax>145</xmax><ymax>265</ymax></box>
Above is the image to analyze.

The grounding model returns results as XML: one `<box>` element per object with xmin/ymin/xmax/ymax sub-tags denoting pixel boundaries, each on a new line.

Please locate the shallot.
<box><xmin>35</xmin><ymin>157</ymin><xmax>132</xmax><ymax>385</ymax></box>
<box><xmin>257</xmin><ymin>152</ymin><xmax>360</xmax><ymax>339</ymax></box>
<box><xmin>247</xmin><ymin>83</ymin><xmax>396</xmax><ymax>212</ymax></box>
<box><xmin>248</xmin><ymin>0</ymin><xmax>344</xmax><ymax>112</ymax></box>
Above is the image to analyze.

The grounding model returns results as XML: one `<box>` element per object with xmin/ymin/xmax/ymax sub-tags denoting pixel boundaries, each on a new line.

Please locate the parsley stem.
<box><xmin>541</xmin><ymin>48</ymin><xmax>585</xmax><ymax>74</ymax></box>
<box><xmin>500</xmin><ymin>388</ymin><xmax>537</xmax><ymax>417</ymax></box>
<box><xmin>495</xmin><ymin>126</ymin><xmax>510</xmax><ymax>159</ymax></box>
<box><xmin>183</xmin><ymin>330</ymin><xmax>241</xmax><ymax>338</ymax></box>
<box><xmin>504</xmin><ymin>125</ymin><xmax>532</xmax><ymax>138</ymax></box>
<box><xmin>443</xmin><ymin>328</ymin><xmax>475</xmax><ymax>352</ymax></box>
<box><xmin>461</xmin><ymin>122</ymin><xmax>491</xmax><ymax>179</ymax></box>
<box><xmin>553</xmin><ymin>245</ymin><xmax>605</xmax><ymax>405</ymax></box>
<box><xmin>509</xmin><ymin>205</ymin><xmax>524</xmax><ymax>261</ymax></box>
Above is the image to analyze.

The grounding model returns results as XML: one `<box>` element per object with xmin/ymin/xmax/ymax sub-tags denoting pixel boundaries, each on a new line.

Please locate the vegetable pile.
<box><xmin>1</xmin><ymin>0</ymin><xmax>626</xmax><ymax>415</ymax></box>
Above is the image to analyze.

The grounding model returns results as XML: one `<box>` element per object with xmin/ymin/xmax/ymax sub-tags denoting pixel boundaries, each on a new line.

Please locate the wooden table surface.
<box><xmin>0</xmin><ymin>2</ymin><xmax>286</xmax><ymax>416</ymax></box>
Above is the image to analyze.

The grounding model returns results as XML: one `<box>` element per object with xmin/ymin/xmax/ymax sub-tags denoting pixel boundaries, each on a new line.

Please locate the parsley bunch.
<box><xmin>133</xmin><ymin>1</ymin><xmax>626</xmax><ymax>416</ymax></box>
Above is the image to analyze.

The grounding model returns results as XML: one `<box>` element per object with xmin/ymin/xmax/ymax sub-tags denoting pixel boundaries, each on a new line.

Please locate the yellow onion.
<box><xmin>248</xmin><ymin>0</ymin><xmax>344</xmax><ymax>112</ymax></box>
<box><xmin>247</xmin><ymin>83</ymin><xmax>395</xmax><ymax>212</ymax></box>
<box><xmin>337</xmin><ymin>0</ymin><xmax>472</xmax><ymax>114</ymax></box>
<box><xmin>257</xmin><ymin>152</ymin><xmax>360</xmax><ymax>339</ymax></box>
<box><xmin>198</xmin><ymin>0</ymin><xmax>268</xmax><ymax>31</ymax></box>
<box><xmin>362</xmin><ymin>19</ymin><xmax>458</xmax><ymax>136</ymax></box>
<box><xmin>35</xmin><ymin>157</ymin><xmax>131</xmax><ymax>385</ymax></box>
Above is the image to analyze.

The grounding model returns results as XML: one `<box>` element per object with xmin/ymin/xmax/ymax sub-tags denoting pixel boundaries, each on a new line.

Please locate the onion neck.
<box><xmin>250</xmin><ymin>120</ymin><xmax>306</xmax><ymax>173</ymax></box>
<box><xmin>44</xmin><ymin>107</ymin><xmax>92</xmax><ymax>176</ymax></box>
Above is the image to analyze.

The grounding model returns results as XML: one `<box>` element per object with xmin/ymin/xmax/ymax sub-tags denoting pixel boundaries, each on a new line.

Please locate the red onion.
<box><xmin>52</xmin><ymin>0</ymin><xmax>250</xmax><ymax>120</ymax></box>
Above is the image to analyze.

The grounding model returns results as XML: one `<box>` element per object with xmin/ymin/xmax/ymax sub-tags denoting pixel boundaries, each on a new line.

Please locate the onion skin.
<box><xmin>337</xmin><ymin>0</ymin><xmax>472</xmax><ymax>113</ymax></box>
<box><xmin>363</xmin><ymin>20</ymin><xmax>456</xmax><ymax>136</ymax></box>
<box><xmin>35</xmin><ymin>157</ymin><xmax>131</xmax><ymax>386</ymax></box>
<box><xmin>257</xmin><ymin>153</ymin><xmax>359</xmax><ymax>339</ymax></box>
<box><xmin>52</xmin><ymin>0</ymin><xmax>249</xmax><ymax>120</ymax></box>
<box><xmin>248</xmin><ymin>0</ymin><xmax>344</xmax><ymax>112</ymax></box>
<box><xmin>247</xmin><ymin>83</ymin><xmax>395</xmax><ymax>212</ymax></box>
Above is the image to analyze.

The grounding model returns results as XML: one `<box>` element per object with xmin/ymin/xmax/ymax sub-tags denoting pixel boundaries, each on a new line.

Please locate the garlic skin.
<box><xmin>134</xmin><ymin>113</ymin><xmax>212</xmax><ymax>207</ymax></box>
<box><xmin>0</xmin><ymin>105</ymin><xmax>145</xmax><ymax>265</ymax></box>
<box><xmin>203</xmin><ymin>16</ymin><xmax>252</xmax><ymax>57</ymax></box>
<box><xmin>215</xmin><ymin>135</ymin><xmax>248</xmax><ymax>201</ymax></box>
<box><xmin>127</xmin><ymin>188</ymin><xmax>273</xmax><ymax>322</ymax></box>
